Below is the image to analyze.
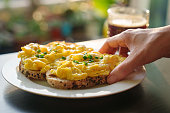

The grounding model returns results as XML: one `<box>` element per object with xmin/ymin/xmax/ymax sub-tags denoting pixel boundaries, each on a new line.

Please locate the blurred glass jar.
<box><xmin>106</xmin><ymin>6</ymin><xmax>149</xmax><ymax>37</ymax></box>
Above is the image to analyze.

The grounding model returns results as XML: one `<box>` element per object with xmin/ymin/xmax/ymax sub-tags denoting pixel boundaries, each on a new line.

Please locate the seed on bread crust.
<box><xmin>46</xmin><ymin>71</ymin><xmax>107</xmax><ymax>89</ymax></box>
<box><xmin>19</xmin><ymin>61</ymin><xmax>108</xmax><ymax>89</ymax></box>
<box><xmin>19</xmin><ymin>62</ymin><xmax>46</xmax><ymax>80</ymax></box>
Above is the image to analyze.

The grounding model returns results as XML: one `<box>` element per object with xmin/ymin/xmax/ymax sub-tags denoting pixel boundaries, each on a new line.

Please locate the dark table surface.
<box><xmin>1</xmin><ymin>52</ymin><xmax>170</xmax><ymax>113</ymax></box>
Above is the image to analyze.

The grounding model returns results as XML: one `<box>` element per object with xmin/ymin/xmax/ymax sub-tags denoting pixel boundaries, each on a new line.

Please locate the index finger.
<box><xmin>99</xmin><ymin>34</ymin><xmax>127</xmax><ymax>54</ymax></box>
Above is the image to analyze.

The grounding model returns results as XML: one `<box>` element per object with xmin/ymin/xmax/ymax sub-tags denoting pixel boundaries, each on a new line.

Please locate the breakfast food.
<box><xmin>18</xmin><ymin>41</ymin><xmax>125</xmax><ymax>89</ymax></box>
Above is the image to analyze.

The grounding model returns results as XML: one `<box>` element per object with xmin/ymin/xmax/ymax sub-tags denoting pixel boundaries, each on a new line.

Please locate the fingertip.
<box><xmin>99</xmin><ymin>40</ymin><xmax>118</xmax><ymax>54</ymax></box>
<box><xmin>107</xmin><ymin>74</ymin><xmax>117</xmax><ymax>84</ymax></box>
<box><xmin>107</xmin><ymin>56</ymin><xmax>136</xmax><ymax>84</ymax></box>
<box><xmin>107</xmin><ymin>69</ymin><xmax>121</xmax><ymax>84</ymax></box>
<box><xmin>99</xmin><ymin>47</ymin><xmax>105</xmax><ymax>54</ymax></box>
<box><xmin>99</xmin><ymin>41</ymin><xmax>107</xmax><ymax>53</ymax></box>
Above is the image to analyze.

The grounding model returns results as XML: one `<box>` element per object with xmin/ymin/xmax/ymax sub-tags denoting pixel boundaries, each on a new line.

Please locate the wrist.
<box><xmin>158</xmin><ymin>25</ymin><xmax>170</xmax><ymax>57</ymax></box>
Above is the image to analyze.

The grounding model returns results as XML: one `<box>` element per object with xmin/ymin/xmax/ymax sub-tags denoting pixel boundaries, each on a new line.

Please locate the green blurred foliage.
<box><xmin>7</xmin><ymin>15</ymin><xmax>46</xmax><ymax>39</ymax></box>
<box><xmin>92</xmin><ymin>0</ymin><xmax>115</xmax><ymax>17</ymax></box>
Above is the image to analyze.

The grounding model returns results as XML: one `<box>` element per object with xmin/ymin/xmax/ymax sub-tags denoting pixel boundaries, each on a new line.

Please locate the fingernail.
<box><xmin>107</xmin><ymin>74</ymin><xmax>117</xmax><ymax>84</ymax></box>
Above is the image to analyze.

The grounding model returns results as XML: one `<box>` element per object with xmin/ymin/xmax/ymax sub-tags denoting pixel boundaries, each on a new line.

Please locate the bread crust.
<box><xmin>19</xmin><ymin>61</ymin><xmax>46</xmax><ymax>80</ymax></box>
<box><xmin>19</xmin><ymin>61</ymin><xmax>108</xmax><ymax>89</ymax></box>
<box><xmin>46</xmin><ymin>71</ymin><xmax>107</xmax><ymax>89</ymax></box>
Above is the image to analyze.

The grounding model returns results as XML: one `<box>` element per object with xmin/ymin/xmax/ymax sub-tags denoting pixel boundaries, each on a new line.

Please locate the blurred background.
<box><xmin>0</xmin><ymin>0</ymin><xmax>169</xmax><ymax>54</ymax></box>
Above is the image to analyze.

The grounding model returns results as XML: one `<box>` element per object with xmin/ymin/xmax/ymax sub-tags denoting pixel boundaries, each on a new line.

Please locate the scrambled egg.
<box><xmin>18</xmin><ymin>41</ymin><xmax>125</xmax><ymax>80</ymax></box>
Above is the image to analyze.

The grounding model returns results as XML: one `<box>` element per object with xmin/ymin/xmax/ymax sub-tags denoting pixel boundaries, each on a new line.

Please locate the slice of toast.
<box><xmin>19</xmin><ymin>62</ymin><xmax>107</xmax><ymax>89</ymax></box>
<box><xmin>46</xmin><ymin>71</ymin><xmax>107</xmax><ymax>89</ymax></box>
<box><xmin>18</xmin><ymin>41</ymin><xmax>74</xmax><ymax>80</ymax></box>
<box><xmin>19</xmin><ymin>62</ymin><xmax>46</xmax><ymax>80</ymax></box>
<box><xmin>18</xmin><ymin>41</ymin><xmax>125</xmax><ymax>89</ymax></box>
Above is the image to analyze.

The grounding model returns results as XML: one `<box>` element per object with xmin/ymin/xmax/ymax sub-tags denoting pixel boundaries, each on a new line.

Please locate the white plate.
<box><xmin>2</xmin><ymin>57</ymin><xmax>146</xmax><ymax>98</ymax></box>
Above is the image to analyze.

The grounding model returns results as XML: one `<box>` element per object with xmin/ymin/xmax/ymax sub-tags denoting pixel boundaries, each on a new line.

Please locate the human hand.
<box><xmin>99</xmin><ymin>26</ymin><xmax>170</xmax><ymax>84</ymax></box>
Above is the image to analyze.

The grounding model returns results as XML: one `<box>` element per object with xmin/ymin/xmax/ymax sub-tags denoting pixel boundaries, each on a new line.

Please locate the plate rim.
<box><xmin>2</xmin><ymin>57</ymin><xmax>146</xmax><ymax>99</ymax></box>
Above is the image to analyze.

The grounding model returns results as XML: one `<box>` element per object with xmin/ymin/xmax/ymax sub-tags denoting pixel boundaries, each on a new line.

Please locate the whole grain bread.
<box><xmin>19</xmin><ymin>62</ymin><xmax>46</xmax><ymax>80</ymax></box>
<box><xmin>18</xmin><ymin>41</ymin><xmax>109</xmax><ymax>89</ymax></box>
<box><xmin>46</xmin><ymin>71</ymin><xmax>107</xmax><ymax>89</ymax></box>
<box><xmin>19</xmin><ymin>61</ymin><xmax>107</xmax><ymax>89</ymax></box>
<box><xmin>18</xmin><ymin>41</ymin><xmax>73</xmax><ymax>80</ymax></box>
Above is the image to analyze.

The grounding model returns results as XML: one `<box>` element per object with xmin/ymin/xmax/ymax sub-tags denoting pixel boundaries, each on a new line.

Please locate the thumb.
<box><xmin>107</xmin><ymin>53</ymin><xmax>138</xmax><ymax>84</ymax></box>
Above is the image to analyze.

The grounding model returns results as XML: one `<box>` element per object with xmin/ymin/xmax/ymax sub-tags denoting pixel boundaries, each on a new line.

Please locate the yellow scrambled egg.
<box><xmin>18</xmin><ymin>41</ymin><xmax>125</xmax><ymax>80</ymax></box>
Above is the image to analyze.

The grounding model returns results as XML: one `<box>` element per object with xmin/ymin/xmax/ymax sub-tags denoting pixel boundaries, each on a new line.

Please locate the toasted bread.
<box><xmin>46</xmin><ymin>71</ymin><xmax>107</xmax><ymax>89</ymax></box>
<box><xmin>18</xmin><ymin>41</ymin><xmax>125</xmax><ymax>89</ymax></box>
<box><xmin>19</xmin><ymin>61</ymin><xmax>107</xmax><ymax>89</ymax></box>
<box><xmin>19</xmin><ymin>62</ymin><xmax>46</xmax><ymax>80</ymax></box>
